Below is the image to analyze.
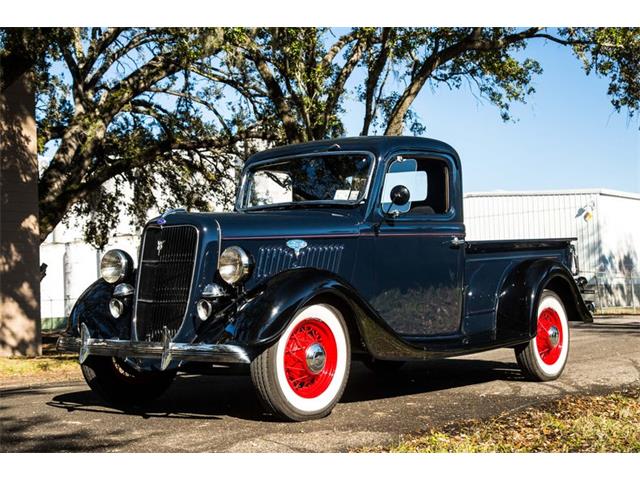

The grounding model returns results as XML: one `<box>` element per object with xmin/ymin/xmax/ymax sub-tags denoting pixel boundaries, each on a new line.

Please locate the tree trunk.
<box><xmin>0</xmin><ymin>67</ymin><xmax>42</xmax><ymax>356</ymax></box>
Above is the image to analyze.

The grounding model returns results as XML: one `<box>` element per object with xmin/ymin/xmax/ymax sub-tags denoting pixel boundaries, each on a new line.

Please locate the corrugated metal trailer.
<box><xmin>464</xmin><ymin>189</ymin><xmax>640</xmax><ymax>313</ymax></box>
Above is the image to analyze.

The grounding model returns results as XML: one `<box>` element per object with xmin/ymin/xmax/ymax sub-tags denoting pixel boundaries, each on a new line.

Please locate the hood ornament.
<box><xmin>157</xmin><ymin>240</ymin><xmax>165</xmax><ymax>256</ymax></box>
<box><xmin>286</xmin><ymin>239</ymin><xmax>308</xmax><ymax>258</ymax></box>
<box><xmin>157</xmin><ymin>207</ymin><xmax>186</xmax><ymax>225</ymax></box>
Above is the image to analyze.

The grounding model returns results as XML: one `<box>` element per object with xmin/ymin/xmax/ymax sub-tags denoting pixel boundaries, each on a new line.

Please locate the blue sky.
<box><xmin>341</xmin><ymin>39</ymin><xmax>640</xmax><ymax>194</ymax></box>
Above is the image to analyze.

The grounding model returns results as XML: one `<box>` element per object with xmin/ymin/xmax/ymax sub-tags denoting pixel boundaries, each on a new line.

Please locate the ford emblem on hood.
<box><xmin>286</xmin><ymin>239</ymin><xmax>308</xmax><ymax>257</ymax></box>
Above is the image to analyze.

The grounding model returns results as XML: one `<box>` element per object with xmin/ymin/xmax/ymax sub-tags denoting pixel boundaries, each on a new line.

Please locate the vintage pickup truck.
<box><xmin>58</xmin><ymin>136</ymin><xmax>591</xmax><ymax>421</ymax></box>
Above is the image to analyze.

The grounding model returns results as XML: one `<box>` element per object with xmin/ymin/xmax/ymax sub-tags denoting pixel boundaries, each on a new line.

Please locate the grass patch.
<box><xmin>376</xmin><ymin>388</ymin><xmax>640</xmax><ymax>453</ymax></box>
<box><xmin>0</xmin><ymin>355</ymin><xmax>80</xmax><ymax>383</ymax></box>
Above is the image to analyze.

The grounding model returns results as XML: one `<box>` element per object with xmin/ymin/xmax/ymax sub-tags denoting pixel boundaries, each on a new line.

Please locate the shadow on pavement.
<box><xmin>342</xmin><ymin>358</ymin><xmax>524</xmax><ymax>403</ymax></box>
<box><xmin>0</xmin><ymin>405</ymin><xmax>135</xmax><ymax>452</ymax></box>
<box><xmin>572</xmin><ymin>319</ymin><xmax>640</xmax><ymax>336</ymax></box>
<box><xmin>47</xmin><ymin>374</ymin><xmax>265</xmax><ymax>422</ymax></box>
<box><xmin>42</xmin><ymin>357</ymin><xmax>525</xmax><ymax>423</ymax></box>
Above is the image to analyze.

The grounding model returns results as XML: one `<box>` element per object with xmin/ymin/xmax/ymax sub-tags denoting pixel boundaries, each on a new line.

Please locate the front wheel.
<box><xmin>515</xmin><ymin>290</ymin><xmax>570</xmax><ymax>381</ymax></box>
<box><xmin>81</xmin><ymin>356</ymin><xmax>176</xmax><ymax>407</ymax></box>
<box><xmin>250</xmin><ymin>303</ymin><xmax>351</xmax><ymax>421</ymax></box>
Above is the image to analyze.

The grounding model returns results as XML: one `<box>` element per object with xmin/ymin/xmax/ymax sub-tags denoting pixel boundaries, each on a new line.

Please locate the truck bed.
<box><xmin>462</xmin><ymin>237</ymin><xmax>577</xmax><ymax>332</ymax></box>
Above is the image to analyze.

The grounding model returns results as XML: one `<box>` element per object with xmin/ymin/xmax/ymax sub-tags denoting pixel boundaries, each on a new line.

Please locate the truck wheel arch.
<box><xmin>230</xmin><ymin>268</ymin><xmax>367</xmax><ymax>352</ymax></box>
<box><xmin>543</xmin><ymin>275</ymin><xmax>585</xmax><ymax>326</ymax></box>
<box><xmin>496</xmin><ymin>259</ymin><xmax>591</xmax><ymax>343</ymax></box>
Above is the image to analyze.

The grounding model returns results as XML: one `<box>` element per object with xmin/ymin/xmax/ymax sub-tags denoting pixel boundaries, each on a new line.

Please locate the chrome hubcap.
<box><xmin>305</xmin><ymin>343</ymin><xmax>326</xmax><ymax>374</ymax></box>
<box><xmin>548</xmin><ymin>326</ymin><xmax>560</xmax><ymax>348</ymax></box>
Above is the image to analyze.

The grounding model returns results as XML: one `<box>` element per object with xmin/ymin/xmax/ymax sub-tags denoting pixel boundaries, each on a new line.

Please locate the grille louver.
<box><xmin>134</xmin><ymin>225</ymin><xmax>198</xmax><ymax>341</ymax></box>
<box><xmin>255</xmin><ymin>244</ymin><xmax>344</xmax><ymax>279</ymax></box>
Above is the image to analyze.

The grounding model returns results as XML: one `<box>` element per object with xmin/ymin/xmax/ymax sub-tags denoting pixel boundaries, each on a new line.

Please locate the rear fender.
<box><xmin>496</xmin><ymin>259</ymin><xmax>592</xmax><ymax>343</ymax></box>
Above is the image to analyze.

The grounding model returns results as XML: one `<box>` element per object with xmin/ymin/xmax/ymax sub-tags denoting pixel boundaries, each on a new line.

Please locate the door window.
<box><xmin>381</xmin><ymin>156</ymin><xmax>450</xmax><ymax>216</ymax></box>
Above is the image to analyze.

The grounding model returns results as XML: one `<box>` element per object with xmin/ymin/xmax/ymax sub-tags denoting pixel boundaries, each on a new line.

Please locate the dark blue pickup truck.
<box><xmin>58</xmin><ymin>136</ymin><xmax>591</xmax><ymax>421</ymax></box>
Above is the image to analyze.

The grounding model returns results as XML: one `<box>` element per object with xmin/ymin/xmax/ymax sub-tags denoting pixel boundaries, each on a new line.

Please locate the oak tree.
<box><xmin>2</xmin><ymin>27</ymin><xmax>638</xmax><ymax>247</ymax></box>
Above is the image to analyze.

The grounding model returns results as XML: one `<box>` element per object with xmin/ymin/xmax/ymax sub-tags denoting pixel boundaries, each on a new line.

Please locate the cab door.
<box><xmin>370</xmin><ymin>153</ymin><xmax>465</xmax><ymax>337</ymax></box>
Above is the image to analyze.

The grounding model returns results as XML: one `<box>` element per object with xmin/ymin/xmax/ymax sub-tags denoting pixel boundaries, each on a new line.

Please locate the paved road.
<box><xmin>1</xmin><ymin>317</ymin><xmax>639</xmax><ymax>452</ymax></box>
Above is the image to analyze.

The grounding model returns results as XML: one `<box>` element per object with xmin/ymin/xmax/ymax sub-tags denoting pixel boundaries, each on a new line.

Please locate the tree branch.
<box><xmin>362</xmin><ymin>28</ymin><xmax>393</xmax><ymax>135</ymax></box>
<box><xmin>148</xmin><ymin>88</ymin><xmax>234</xmax><ymax>137</ymax></box>
<box><xmin>384</xmin><ymin>27</ymin><xmax>543</xmax><ymax>135</ymax></box>
<box><xmin>82</xmin><ymin>27</ymin><xmax>125</xmax><ymax>78</ymax></box>
<box><xmin>86</xmin><ymin>29</ymin><xmax>158</xmax><ymax>91</ymax></box>
<box><xmin>239</xmin><ymin>37</ymin><xmax>303</xmax><ymax>142</ymax></box>
<box><xmin>323</xmin><ymin>38</ymin><xmax>366</xmax><ymax>132</ymax></box>
<box><xmin>321</xmin><ymin>30</ymin><xmax>359</xmax><ymax>68</ymax></box>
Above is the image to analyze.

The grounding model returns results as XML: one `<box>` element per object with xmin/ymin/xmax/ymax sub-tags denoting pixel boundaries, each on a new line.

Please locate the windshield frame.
<box><xmin>235</xmin><ymin>150</ymin><xmax>376</xmax><ymax>212</ymax></box>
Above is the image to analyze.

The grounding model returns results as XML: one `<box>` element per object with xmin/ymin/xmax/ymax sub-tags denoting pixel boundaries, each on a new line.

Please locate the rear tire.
<box><xmin>250</xmin><ymin>303</ymin><xmax>351</xmax><ymax>421</ymax></box>
<box><xmin>515</xmin><ymin>290</ymin><xmax>570</xmax><ymax>381</ymax></box>
<box><xmin>81</xmin><ymin>356</ymin><xmax>176</xmax><ymax>407</ymax></box>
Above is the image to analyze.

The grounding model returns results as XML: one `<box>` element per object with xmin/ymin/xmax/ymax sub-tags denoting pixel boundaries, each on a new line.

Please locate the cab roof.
<box><xmin>245</xmin><ymin>136</ymin><xmax>461</xmax><ymax>169</ymax></box>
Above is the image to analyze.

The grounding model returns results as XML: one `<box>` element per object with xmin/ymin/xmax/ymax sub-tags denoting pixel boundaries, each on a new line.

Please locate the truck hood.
<box><xmin>218</xmin><ymin>210</ymin><xmax>360</xmax><ymax>239</ymax></box>
<box><xmin>153</xmin><ymin>209</ymin><xmax>361</xmax><ymax>240</ymax></box>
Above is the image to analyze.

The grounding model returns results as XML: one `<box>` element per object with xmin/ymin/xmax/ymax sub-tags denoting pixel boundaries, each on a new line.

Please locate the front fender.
<box><xmin>65</xmin><ymin>278</ymin><xmax>132</xmax><ymax>340</ymax></box>
<box><xmin>229</xmin><ymin>268</ymin><xmax>354</xmax><ymax>348</ymax></box>
<box><xmin>496</xmin><ymin>259</ymin><xmax>592</xmax><ymax>342</ymax></box>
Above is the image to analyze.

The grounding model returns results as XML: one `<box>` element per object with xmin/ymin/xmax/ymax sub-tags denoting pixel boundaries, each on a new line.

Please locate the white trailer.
<box><xmin>464</xmin><ymin>189</ymin><xmax>640</xmax><ymax>313</ymax></box>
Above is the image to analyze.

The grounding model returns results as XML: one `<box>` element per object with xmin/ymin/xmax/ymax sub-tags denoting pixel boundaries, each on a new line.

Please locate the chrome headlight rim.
<box><xmin>109</xmin><ymin>298</ymin><xmax>124</xmax><ymax>318</ymax></box>
<box><xmin>100</xmin><ymin>249</ymin><xmax>132</xmax><ymax>284</ymax></box>
<box><xmin>218</xmin><ymin>246</ymin><xmax>251</xmax><ymax>285</ymax></box>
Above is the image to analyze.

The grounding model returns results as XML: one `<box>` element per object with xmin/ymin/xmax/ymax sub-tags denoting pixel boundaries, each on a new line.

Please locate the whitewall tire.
<box><xmin>515</xmin><ymin>290</ymin><xmax>570</xmax><ymax>381</ymax></box>
<box><xmin>250</xmin><ymin>303</ymin><xmax>351</xmax><ymax>421</ymax></box>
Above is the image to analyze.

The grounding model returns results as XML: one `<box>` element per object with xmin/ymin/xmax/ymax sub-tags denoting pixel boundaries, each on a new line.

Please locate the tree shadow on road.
<box><xmin>0</xmin><ymin>404</ymin><xmax>136</xmax><ymax>453</ymax></box>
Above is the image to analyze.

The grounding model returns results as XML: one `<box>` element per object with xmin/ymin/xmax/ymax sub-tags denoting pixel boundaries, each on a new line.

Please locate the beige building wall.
<box><xmin>0</xmin><ymin>70</ymin><xmax>41</xmax><ymax>356</ymax></box>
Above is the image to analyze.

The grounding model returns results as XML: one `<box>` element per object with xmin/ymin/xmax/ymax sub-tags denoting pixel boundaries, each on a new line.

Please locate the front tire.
<box><xmin>250</xmin><ymin>303</ymin><xmax>351</xmax><ymax>421</ymax></box>
<box><xmin>81</xmin><ymin>356</ymin><xmax>176</xmax><ymax>407</ymax></box>
<box><xmin>515</xmin><ymin>290</ymin><xmax>570</xmax><ymax>381</ymax></box>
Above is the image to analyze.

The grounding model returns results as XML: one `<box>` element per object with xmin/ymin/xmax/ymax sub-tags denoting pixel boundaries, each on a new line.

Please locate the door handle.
<box><xmin>450</xmin><ymin>236</ymin><xmax>465</xmax><ymax>247</ymax></box>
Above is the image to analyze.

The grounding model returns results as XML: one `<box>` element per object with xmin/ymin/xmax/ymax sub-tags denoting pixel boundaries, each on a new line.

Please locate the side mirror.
<box><xmin>390</xmin><ymin>185</ymin><xmax>410</xmax><ymax>206</ymax></box>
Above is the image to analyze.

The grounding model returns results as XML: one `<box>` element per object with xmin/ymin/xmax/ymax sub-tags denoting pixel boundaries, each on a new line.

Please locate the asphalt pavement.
<box><xmin>1</xmin><ymin>316</ymin><xmax>639</xmax><ymax>452</ymax></box>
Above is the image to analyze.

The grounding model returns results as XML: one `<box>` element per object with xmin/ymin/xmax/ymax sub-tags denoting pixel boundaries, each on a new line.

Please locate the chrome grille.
<box><xmin>135</xmin><ymin>225</ymin><xmax>198</xmax><ymax>341</ymax></box>
<box><xmin>255</xmin><ymin>244</ymin><xmax>344</xmax><ymax>279</ymax></box>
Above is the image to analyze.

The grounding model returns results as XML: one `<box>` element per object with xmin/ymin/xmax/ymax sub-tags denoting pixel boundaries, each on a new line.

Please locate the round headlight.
<box><xmin>219</xmin><ymin>246</ymin><xmax>251</xmax><ymax>285</ymax></box>
<box><xmin>100</xmin><ymin>249</ymin><xmax>132</xmax><ymax>284</ymax></box>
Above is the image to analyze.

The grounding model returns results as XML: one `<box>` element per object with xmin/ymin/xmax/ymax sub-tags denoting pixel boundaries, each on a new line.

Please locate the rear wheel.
<box><xmin>81</xmin><ymin>356</ymin><xmax>176</xmax><ymax>407</ymax></box>
<box><xmin>250</xmin><ymin>303</ymin><xmax>350</xmax><ymax>421</ymax></box>
<box><xmin>515</xmin><ymin>290</ymin><xmax>570</xmax><ymax>381</ymax></box>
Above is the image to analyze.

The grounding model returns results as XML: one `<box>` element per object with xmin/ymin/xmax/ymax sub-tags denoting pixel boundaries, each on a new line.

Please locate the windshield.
<box><xmin>240</xmin><ymin>153</ymin><xmax>373</xmax><ymax>209</ymax></box>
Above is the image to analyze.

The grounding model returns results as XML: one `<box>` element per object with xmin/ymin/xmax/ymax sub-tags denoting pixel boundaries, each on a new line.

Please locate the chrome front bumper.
<box><xmin>57</xmin><ymin>324</ymin><xmax>250</xmax><ymax>370</ymax></box>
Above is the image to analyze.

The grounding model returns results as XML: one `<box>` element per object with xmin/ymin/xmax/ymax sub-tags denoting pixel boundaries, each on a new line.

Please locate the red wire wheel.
<box><xmin>283</xmin><ymin>318</ymin><xmax>338</xmax><ymax>399</ymax></box>
<box><xmin>536</xmin><ymin>307</ymin><xmax>564</xmax><ymax>365</ymax></box>
<box><xmin>515</xmin><ymin>290</ymin><xmax>569</xmax><ymax>382</ymax></box>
